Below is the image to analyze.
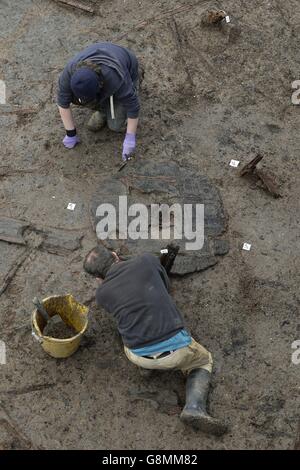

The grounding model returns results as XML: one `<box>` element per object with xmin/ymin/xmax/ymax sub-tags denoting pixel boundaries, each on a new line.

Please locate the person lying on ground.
<box><xmin>83</xmin><ymin>245</ymin><xmax>228</xmax><ymax>436</ymax></box>
<box><xmin>57</xmin><ymin>42</ymin><xmax>140</xmax><ymax>161</ymax></box>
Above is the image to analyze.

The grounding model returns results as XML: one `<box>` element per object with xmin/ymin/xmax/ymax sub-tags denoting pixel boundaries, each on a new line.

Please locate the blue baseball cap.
<box><xmin>70</xmin><ymin>67</ymin><xmax>100</xmax><ymax>103</ymax></box>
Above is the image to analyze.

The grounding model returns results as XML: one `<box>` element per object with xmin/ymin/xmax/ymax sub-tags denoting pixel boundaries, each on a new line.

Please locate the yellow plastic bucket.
<box><xmin>31</xmin><ymin>294</ymin><xmax>89</xmax><ymax>358</ymax></box>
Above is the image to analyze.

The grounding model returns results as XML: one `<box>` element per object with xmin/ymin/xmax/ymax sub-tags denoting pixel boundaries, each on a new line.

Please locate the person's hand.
<box><xmin>122</xmin><ymin>133</ymin><xmax>136</xmax><ymax>161</ymax></box>
<box><xmin>63</xmin><ymin>135</ymin><xmax>80</xmax><ymax>149</ymax></box>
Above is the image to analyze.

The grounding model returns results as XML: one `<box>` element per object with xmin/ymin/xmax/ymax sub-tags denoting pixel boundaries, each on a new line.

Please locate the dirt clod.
<box><xmin>43</xmin><ymin>318</ymin><xmax>77</xmax><ymax>339</ymax></box>
<box><xmin>201</xmin><ymin>9</ymin><xmax>226</xmax><ymax>26</ymax></box>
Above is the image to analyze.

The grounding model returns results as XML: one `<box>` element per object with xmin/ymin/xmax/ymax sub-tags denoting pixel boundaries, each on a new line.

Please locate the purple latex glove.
<box><xmin>63</xmin><ymin>135</ymin><xmax>80</xmax><ymax>149</ymax></box>
<box><xmin>122</xmin><ymin>133</ymin><xmax>136</xmax><ymax>161</ymax></box>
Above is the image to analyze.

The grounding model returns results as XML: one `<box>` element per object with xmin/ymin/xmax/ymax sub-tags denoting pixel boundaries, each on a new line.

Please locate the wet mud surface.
<box><xmin>0</xmin><ymin>0</ymin><xmax>299</xmax><ymax>450</ymax></box>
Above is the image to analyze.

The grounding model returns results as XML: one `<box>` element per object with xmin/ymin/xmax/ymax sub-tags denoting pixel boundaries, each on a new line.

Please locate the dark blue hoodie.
<box><xmin>57</xmin><ymin>42</ymin><xmax>140</xmax><ymax>119</ymax></box>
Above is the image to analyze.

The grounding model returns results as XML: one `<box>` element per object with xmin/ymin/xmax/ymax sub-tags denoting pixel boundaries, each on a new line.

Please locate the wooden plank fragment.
<box><xmin>40</xmin><ymin>228</ymin><xmax>83</xmax><ymax>255</ymax></box>
<box><xmin>239</xmin><ymin>155</ymin><xmax>263</xmax><ymax>177</ymax></box>
<box><xmin>239</xmin><ymin>155</ymin><xmax>282</xmax><ymax>198</ymax></box>
<box><xmin>0</xmin><ymin>106</ymin><xmax>38</xmax><ymax>115</ymax></box>
<box><xmin>55</xmin><ymin>0</ymin><xmax>95</xmax><ymax>14</ymax></box>
<box><xmin>0</xmin><ymin>217</ymin><xmax>30</xmax><ymax>245</ymax></box>
<box><xmin>255</xmin><ymin>169</ymin><xmax>282</xmax><ymax>198</ymax></box>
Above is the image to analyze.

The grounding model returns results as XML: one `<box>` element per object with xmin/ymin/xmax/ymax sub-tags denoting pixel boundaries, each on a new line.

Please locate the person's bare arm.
<box><xmin>126</xmin><ymin>117</ymin><xmax>139</xmax><ymax>134</ymax></box>
<box><xmin>58</xmin><ymin>106</ymin><xmax>76</xmax><ymax>130</ymax></box>
<box><xmin>59</xmin><ymin>106</ymin><xmax>80</xmax><ymax>149</ymax></box>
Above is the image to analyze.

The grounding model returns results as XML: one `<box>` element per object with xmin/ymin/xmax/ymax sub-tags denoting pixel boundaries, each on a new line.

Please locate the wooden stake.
<box><xmin>0</xmin><ymin>249</ymin><xmax>31</xmax><ymax>297</ymax></box>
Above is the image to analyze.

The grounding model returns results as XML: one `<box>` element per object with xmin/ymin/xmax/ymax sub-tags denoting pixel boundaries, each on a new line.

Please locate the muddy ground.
<box><xmin>0</xmin><ymin>0</ymin><xmax>299</xmax><ymax>450</ymax></box>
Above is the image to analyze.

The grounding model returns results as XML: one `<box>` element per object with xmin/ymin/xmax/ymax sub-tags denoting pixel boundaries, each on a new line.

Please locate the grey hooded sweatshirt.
<box><xmin>96</xmin><ymin>254</ymin><xmax>185</xmax><ymax>349</ymax></box>
<box><xmin>57</xmin><ymin>42</ymin><xmax>140</xmax><ymax>119</ymax></box>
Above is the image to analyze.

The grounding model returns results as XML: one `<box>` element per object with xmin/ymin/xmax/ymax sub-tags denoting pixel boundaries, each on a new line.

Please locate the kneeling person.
<box><xmin>84</xmin><ymin>245</ymin><xmax>227</xmax><ymax>436</ymax></box>
<box><xmin>57</xmin><ymin>42</ymin><xmax>140</xmax><ymax>161</ymax></box>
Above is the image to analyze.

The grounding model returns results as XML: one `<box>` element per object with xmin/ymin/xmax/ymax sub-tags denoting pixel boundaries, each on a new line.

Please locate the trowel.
<box><xmin>118</xmin><ymin>155</ymin><xmax>134</xmax><ymax>172</ymax></box>
<box><xmin>32</xmin><ymin>297</ymin><xmax>62</xmax><ymax>324</ymax></box>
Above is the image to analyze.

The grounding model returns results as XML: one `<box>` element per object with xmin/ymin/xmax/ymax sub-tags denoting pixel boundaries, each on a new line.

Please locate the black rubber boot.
<box><xmin>180</xmin><ymin>369</ymin><xmax>228</xmax><ymax>436</ymax></box>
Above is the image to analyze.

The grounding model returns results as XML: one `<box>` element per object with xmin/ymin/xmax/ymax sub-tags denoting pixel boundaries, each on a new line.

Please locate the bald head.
<box><xmin>83</xmin><ymin>245</ymin><xmax>115</xmax><ymax>279</ymax></box>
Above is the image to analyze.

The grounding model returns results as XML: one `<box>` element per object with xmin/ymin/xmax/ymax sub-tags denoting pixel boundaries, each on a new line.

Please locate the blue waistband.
<box><xmin>130</xmin><ymin>329</ymin><xmax>192</xmax><ymax>357</ymax></box>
